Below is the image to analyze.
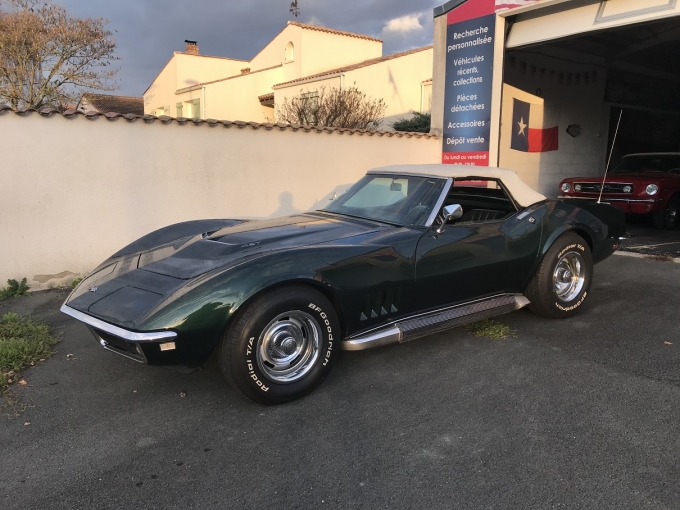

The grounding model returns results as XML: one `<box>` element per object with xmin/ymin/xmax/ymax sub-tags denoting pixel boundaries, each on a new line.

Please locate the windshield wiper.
<box><xmin>321</xmin><ymin>210</ymin><xmax>405</xmax><ymax>228</ymax></box>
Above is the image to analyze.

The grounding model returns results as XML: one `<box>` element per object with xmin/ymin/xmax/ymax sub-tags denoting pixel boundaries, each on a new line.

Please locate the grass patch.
<box><xmin>0</xmin><ymin>278</ymin><xmax>30</xmax><ymax>300</ymax></box>
<box><xmin>466</xmin><ymin>319</ymin><xmax>516</xmax><ymax>340</ymax></box>
<box><xmin>70</xmin><ymin>278</ymin><xmax>83</xmax><ymax>289</ymax></box>
<box><xmin>0</xmin><ymin>313</ymin><xmax>59</xmax><ymax>388</ymax></box>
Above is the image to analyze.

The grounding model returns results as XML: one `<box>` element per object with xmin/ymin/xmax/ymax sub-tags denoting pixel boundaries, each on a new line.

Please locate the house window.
<box><xmin>300</xmin><ymin>91</ymin><xmax>318</xmax><ymax>109</ymax></box>
<box><xmin>156</xmin><ymin>106</ymin><xmax>168</xmax><ymax>116</ymax></box>
<box><xmin>285</xmin><ymin>41</ymin><xmax>295</xmax><ymax>61</ymax></box>
<box><xmin>184</xmin><ymin>98</ymin><xmax>201</xmax><ymax>119</ymax></box>
<box><xmin>176</xmin><ymin>102</ymin><xmax>183</xmax><ymax>118</ymax></box>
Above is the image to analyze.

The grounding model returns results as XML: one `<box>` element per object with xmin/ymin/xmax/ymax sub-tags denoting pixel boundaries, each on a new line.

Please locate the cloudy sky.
<box><xmin>56</xmin><ymin>0</ymin><xmax>443</xmax><ymax>97</ymax></box>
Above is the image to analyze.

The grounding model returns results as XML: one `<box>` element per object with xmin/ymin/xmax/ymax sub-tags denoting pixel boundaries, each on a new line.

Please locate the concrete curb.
<box><xmin>615</xmin><ymin>250</ymin><xmax>680</xmax><ymax>263</ymax></box>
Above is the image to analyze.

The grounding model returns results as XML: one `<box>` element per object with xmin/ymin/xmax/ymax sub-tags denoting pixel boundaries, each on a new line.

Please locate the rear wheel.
<box><xmin>218</xmin><ymin>285</ymin><xmax>340</xmax><ymax>405</ymax></box>
<box><xmin>525</xmin><ymin>232</ymin><xmax>593</xmax><ymax>319</ymax></box>
<box><xmin>652</xmin><ymin>195</ymin><xmax>678</xmax><ymax>230</ymax></box>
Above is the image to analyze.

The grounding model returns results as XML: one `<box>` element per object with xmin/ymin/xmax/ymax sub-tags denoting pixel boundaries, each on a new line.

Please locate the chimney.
<box><xmin>184</xmin><ymin>40</ymin><xmax>199</xmax><ymax>55</ymax></box>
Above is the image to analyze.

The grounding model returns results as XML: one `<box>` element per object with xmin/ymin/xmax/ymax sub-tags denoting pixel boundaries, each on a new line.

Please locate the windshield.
<box><xmin>613</xmin><ymin>155</ymin><xmax>680</xmax><ymax>174</ymax></box>
<box><xmin>324</xmin><ymin>174</ymin><xmax>447</xmax><ymax>226</ymax></box>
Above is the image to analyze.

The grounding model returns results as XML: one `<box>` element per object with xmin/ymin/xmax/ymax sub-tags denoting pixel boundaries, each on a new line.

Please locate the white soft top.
<box><xmin>368</xmin><ymin>165</ymin><xmax>547</xmax><ymax>208</ymax></box>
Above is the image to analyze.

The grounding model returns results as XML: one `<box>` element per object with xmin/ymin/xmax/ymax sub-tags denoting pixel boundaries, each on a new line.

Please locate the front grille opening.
<box><xmin>92</xmin><ymin>328</ymin><xmax>146</xmax><ymax>363</ymax></box>
<box><xmin>575</xmin><ymin>183</ymin><xmax>634</xmax><ymax>194</ymax></box>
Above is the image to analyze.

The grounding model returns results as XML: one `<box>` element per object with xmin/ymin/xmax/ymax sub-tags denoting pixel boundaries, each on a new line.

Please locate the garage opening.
<box><xmin>499</xmin><ymin>13</ymin><xmax>680</xmax><ymax>253</ymax></box>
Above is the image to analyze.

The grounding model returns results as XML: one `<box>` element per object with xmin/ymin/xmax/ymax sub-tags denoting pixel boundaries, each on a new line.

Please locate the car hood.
<box><xmin>139</xmin><ymin>213</ymin><xmax>382</xmax><ymax>279</ymax></box>
<box><xmin>65</xmin><ymin>213</ymin><xmax>384</xmax><ymax>328</ymax></box>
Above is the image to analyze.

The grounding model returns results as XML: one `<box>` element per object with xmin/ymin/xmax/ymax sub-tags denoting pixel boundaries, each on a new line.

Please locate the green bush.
<box><xmin>391</xmin><ymin>112</ymin><xmax>431</xmax><ymax>133</ymax></box>
<box><xmin>0</xmin><ymin>313</ymin><xmax>59</xmax><ymax>387</ymax></box>
<box><xmin>0</xmin><ymin>278</ymin><xmax>30</xmax><ymax>300</ymax></box>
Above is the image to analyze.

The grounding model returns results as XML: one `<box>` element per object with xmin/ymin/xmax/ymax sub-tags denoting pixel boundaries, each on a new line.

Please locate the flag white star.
<box><xmin>518</xmin><ymin>117</ymin><xmax>527</xmax><ymax>136</ymax></box>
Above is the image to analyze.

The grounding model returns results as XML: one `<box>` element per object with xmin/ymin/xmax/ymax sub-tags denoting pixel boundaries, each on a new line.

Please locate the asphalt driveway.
<box><xmin>1</xmin><ymin>255</ymin><xmax>680</xmax><ymax>510</ymax></box>
<box><xmin>619</xmin><ymin>216</ymin><xmax>680</xmax><ymax>258</ymax></box>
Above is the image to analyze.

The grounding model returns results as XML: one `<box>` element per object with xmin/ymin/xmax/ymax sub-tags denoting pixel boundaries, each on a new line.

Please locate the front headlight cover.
<box><xmin>561</xmin><ymin>182</ymin><xmax>571</xmax><ymax>193</ymax></box>
<box><xmin>646</xmin><ymin>184</ymin><xmax>659</xmax><ymax>196</ymax></box>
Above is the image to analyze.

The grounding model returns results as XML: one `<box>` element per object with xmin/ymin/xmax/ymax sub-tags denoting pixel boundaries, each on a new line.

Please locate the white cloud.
<box><xmin>305</xmin><ymin>16</ymin><xmax>325</xmax><ymax>27</ymax></box>
<box><xmin>382</xmin><ymin>13</ymin><xmax>424</xmax><ymax>35</ymax></box>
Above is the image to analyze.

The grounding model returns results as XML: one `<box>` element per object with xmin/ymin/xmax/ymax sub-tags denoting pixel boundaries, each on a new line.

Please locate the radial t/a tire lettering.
<box><xmin>525</xmin><ymin>232</ymin><xmax>593</xmax><ymax>319</ymax></box>
<box><xmin>218</xmin><ymin>285</ymin><xmax>340</xmax><ymax>405</ymax></box>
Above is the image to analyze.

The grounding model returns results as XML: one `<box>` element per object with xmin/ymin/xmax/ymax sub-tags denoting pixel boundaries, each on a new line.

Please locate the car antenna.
<box><xmin>598</xmin><ymin>110</ymin><xmax>623</xmax><ymax>204</ymax></box>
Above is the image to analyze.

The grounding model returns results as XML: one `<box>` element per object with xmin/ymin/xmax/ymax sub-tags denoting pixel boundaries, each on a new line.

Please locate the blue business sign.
<box><xmin>442</xmin><ymin>13</ymin><xmax>496</xmax><ymax>166</ymax></box>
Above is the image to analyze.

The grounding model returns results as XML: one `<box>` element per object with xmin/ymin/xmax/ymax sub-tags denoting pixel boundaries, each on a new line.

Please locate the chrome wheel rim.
<box><xmin>553</xmin><ymin>251</ymin><xmax>586</xmax><ymax>303</ymax></box>
<box><xmin>257</xmin><ymin>311</ymin><xmax>321</xmax><ymax>384</ymax></box>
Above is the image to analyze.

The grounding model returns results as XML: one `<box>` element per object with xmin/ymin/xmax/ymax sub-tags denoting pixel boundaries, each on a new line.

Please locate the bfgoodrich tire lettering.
<box><xmin>219</xmin><ymin>285</ymin><xmax>340</xmax><ymax>405</ymax></box>
<box><xmin>525</xmin><ymin>232</ymin><xmax>593</xmax><ymax>319</ymax></box>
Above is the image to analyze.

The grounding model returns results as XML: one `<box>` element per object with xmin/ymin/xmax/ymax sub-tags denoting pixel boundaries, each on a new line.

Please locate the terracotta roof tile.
<box><xmin>273</xmin><ymin>45</ymin><xmax>433</xmax><ymax>88</ymax></box>
<box><xmin>0</xmin><ymin>105</ymin><xmax>439</xmax><ymax>138</ymax></box>
<box><xmin>80</xmin><ymin>93</ymin><xmax>144</xmax><ymax>115</ymax></box>
<box><xmin>288</xmin><ymin>21</ymin><xmax>382</xmax><ymax>43</ymax></box>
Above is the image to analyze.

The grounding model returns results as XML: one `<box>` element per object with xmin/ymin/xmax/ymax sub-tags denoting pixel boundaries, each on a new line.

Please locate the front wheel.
<box><xmin>218</xmin><ymin>285</ymin><xmax>340</xmax><ymax>405</ymax></box>
<box><xmin>525</xmin><ymin>232</ymin><xmax>593</xmax><ymax>319</ymax></box>
<box><xmin>652</xmin><ymin>195</ymin><xmax>678</xmax><ymax>230</ymax></box>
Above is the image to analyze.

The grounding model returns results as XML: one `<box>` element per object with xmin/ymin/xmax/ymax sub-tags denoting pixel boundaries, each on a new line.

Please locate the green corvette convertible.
<box><xmin>61</xmin><ymin>165</ymin><xmax>624</xmax><ymax>404</ymax></box>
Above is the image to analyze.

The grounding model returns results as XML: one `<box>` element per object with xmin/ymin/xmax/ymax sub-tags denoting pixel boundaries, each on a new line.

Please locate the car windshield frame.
<box><xmin>322</xmin><ymin>173</ymin><xmax>450</xmax><ymax>228</ymax></box>
<box><xmin>613</xmin><ymin>155</ymin><xmax>680</xmax><ymax>175</ymax></box>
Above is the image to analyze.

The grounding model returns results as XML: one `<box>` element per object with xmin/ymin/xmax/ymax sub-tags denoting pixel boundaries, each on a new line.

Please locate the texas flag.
<box><xmin>510</xmin><ymin>98</ymin><xmax>559</xmax><ymax>153</ymax></box>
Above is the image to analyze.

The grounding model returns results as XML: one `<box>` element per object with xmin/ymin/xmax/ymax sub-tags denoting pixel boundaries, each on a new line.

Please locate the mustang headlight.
<box><xmin>561</xmin><ymin>183</ymin><xmax>571</xmax><ymax>193</ymax></box>
<box><xmin>646</xmin><ymin>184</ymin><xmax>659</xmax><ymax>196</ymax></box>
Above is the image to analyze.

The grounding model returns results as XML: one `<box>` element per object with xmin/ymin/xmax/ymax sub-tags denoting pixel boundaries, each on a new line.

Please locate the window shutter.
<box><xmin>193</xmin><ymin>99</ymin><xmax>201</xmax><ymax>119</ymax></box>
<box><xmin>165</xmin><ymin>106</ymin><xmax>170</xmax><ymax>117</ymax></box>
<box><xmin>176</xmin><ymin>102</ymin><xmax>183</xmax><ymax>118</ymax></box>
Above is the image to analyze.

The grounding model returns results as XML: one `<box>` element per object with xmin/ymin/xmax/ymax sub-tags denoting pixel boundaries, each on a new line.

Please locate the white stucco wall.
<box><xmin>0</xmin><ymin>110</ymin><xmax>440</xmax><ymax>289</ymax></box>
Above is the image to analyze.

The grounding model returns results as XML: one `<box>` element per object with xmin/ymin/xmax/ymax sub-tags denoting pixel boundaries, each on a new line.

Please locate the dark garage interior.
<box><xmin>505</xmin><ymin>16</ymin><xmax>680</xmax><ymax>255</ymax></box>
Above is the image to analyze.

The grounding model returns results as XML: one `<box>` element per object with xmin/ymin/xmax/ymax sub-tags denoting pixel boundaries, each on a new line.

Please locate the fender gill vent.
<box><xmin>360</xmin><ymin>289</ymin><xmax>401</xmax><ymax>321</ymax></box>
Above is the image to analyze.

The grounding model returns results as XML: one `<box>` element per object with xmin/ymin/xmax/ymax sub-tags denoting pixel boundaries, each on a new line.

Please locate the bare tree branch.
<box><xmin>275</xmin><ymin>85</ymin><xmax>387</xmax><ymax>130</ymax></box>
<box><xmin>0</xmin><ymin>0</ymin><xmax>119</xmax><ymax>109</ymax></box>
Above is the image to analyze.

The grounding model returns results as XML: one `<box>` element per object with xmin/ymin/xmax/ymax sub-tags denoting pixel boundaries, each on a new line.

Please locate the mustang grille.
<box><xmin>574</xmin><ymin>182</ymin><xmax>634</xmax><ymax>194</ymax></box>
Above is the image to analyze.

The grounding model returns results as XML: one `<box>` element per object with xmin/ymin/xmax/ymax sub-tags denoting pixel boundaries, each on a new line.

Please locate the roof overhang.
<box><xmin>258</xmin><ymin>93</ymin><xmax>275</xmax><ymax>107</ymax></box>
<box><xmin>273</xmin><ymin>72</ymin><xmax>344</xmax><ymax>90</ymax></box>
<box><xmin>433</xmin><ymin>0</ymin><xmax>467</xmax><ymax>19</ymax></box>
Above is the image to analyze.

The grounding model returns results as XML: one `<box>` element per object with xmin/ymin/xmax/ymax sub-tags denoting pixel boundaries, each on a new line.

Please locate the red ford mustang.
<box><xmin>559</xmin><ymin>153</ymin><xmax>680</xmax><ymax>229</ymax></box>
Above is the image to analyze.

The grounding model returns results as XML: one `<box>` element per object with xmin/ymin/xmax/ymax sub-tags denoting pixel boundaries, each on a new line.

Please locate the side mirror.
<box><xmin>436</xmin><ymin>204</ymin><xmax>463</xmax><ymax>234</ymax></box>
<box><xmin>442</xmin><ymin>204</ymin><xmax>463</xmax><ymax>222</ymax></box>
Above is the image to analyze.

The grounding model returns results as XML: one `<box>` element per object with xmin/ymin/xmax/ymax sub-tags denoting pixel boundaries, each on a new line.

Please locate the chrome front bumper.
<box><xmin>559</xmin><ymin>196</ymin><xmax>662</xmax><ymax>204</ymax></box>
<box><xmin>60</xmin><ymin>304</ymin><xmax>177</xmax><ymax>363</ymax></box>
<box><xmin>60</xmin><ymin>304</ymin><xmax>177</xmax><ymax>342</ymax></box>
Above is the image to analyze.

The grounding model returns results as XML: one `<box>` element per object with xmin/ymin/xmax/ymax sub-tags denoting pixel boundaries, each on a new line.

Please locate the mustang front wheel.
<box><xmin>652</xmin><ymin>195</ymin><xmax>678</xmax><ymax>230</ymax></box>
<box><xmin>525</xmin><ymin>232</ymin><xmax>593</xmax><ymax>319</ymax></box>
<box><xmin>219</xmin><ymin>285</ymin><xmax>340</xmax><ymax>405</ymax></box>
